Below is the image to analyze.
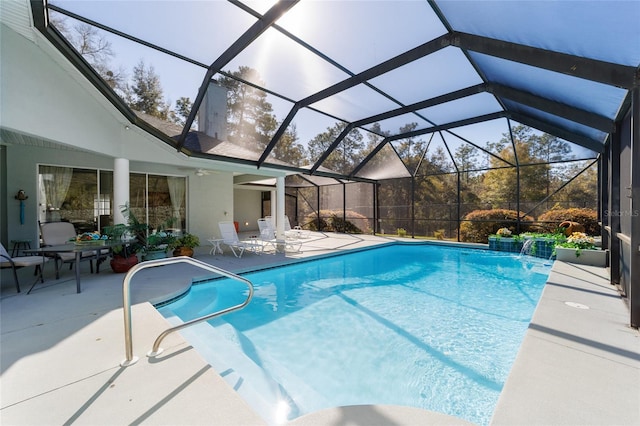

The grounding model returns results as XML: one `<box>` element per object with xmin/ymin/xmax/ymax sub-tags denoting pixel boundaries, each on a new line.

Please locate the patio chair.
<box><xmin>266</xmin><ymin>215</ymin><xmax>309</xmax><ymax>240</ymax></box>
<box><xmin>261</xmin><ymin>218</ymin><xmax>302</xmax><ymax>253</ymax></box>
<box><xmin>39</xmin><ymin>221</ymin><xmax>108</xmax><ymax>279</ymax></box>
<box><xmin>285</xmin><ymin>215</ymin><xmax>310</xmax><ymax>239</ymax></box>
<box><xmin>257</xmin><ymin>218</ymin><xmax>278</xmax><ymax>253</ymax></box>
<box><xmin>218</xmin><ymin>221</ymin><xmax>260</xmax><ymax>258</ymax></box>
<box><xmin>0</xmin><ymin>242</ymin><xmax>49</xmax><ymax>293</ymax></box>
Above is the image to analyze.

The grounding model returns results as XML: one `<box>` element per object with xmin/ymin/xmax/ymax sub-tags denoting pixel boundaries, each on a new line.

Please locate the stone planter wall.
<box><xmin>530</xmin><ymin>238</ymin><xmax>557</xmax><ymax>260</ymax></box>
<box><xmin>488</xmin><ymin>237</ymin><xmax>523</xmax><ymax>253</ymax></box>
<box><xmin>555</xmin><ymin>246</ymin><xmax>608</xmax><ymax>267</ymax></box>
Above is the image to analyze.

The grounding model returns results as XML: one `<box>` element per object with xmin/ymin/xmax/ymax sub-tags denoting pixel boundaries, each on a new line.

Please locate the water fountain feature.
<box><xmin>519</xmin><ymin>238</ymin><xmax>535</xmax><ymax>257</ymax></box>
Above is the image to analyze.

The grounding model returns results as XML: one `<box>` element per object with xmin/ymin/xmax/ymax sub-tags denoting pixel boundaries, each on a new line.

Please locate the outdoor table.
<box><xmin>25</xmin><ymin>242</ymin><xmax>116</xmax><ymax>293</ymax></box>
<box><xmin>207</xmin><ymin>238</ymin><xmax>224</xmax><ymax>255</ymax></box>
<box><xmin>10</xmin><ymin>239</ymin><xmax>32</xmax><ymax>256</ymax></box>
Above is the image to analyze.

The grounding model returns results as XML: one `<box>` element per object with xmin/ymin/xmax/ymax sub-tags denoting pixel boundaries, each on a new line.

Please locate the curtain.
<box><xmin>167</xmin><ymin>177</ymin><xmax>185</xmax><ymax>231</ymax></box>
<box><xmin>40</xmin><ymin>166</ymin><xmax>73</xmax><ymax>221</ymax></box>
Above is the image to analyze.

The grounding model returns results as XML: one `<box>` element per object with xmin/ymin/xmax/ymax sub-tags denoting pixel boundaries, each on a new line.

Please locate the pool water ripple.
<box><xmin>159</xmin><ymin>244</ymin><xmax>550</xmax><ymax>425</ymax></box>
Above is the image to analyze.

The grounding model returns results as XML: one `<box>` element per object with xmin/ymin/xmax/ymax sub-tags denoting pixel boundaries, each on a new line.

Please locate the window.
<box><xmin>38</xmin><ymin>165</ymin><xmax>187</xmax><ymax>234</ymax></box>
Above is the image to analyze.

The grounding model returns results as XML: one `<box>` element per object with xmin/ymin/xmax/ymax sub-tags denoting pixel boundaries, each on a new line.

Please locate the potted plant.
<box><xmin>554</xmin><ymin>232</ymin><xmax>607</xmax><ymax>266</ymax></box>
<box><xmin>102</xmin><ymin>223</ymin><xmax>143</xmax><ymax>273</ymax></box>
<box><xmin>168</xmin><ymin>232</ymin><xmax>200</xmax><ymax>257</ymax></box>
<box><xmin>142</xmin><ymin>230</ymin><xmax>176</xmax><ymax>261</ymax></box>
<box><xmin>103</xmin><ymin>204</ymin><xmax>177</xmax><ymax>269</ymax></box>
<box><xmin>114</xmin><ymin>204</ymin><xmax>177</xmax><ymax>262</ymax></box>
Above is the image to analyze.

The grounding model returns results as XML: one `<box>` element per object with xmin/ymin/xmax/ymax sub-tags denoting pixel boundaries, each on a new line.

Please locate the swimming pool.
<box><xmin>158</xmin><ymin>244</ymin><xmax>551</xmax><ymax>425</ymax></box>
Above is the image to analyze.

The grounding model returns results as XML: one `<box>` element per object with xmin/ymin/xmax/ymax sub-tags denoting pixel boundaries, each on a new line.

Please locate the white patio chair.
<box><xmin>266</xmin><ymin>215</ymin><xmax>309</xmax><ymax>240</ymax></box>
<box><xmin>261</xmin><ymin>218</ymin><xmax>302</xmax><ymax>253</ymax></box>
<box><xmin>0</xmin><ymin>242</ymin><xmax>49</xmax><ymax>293</ymax></box>
<box><xmin>257</xmin><ymin>219</ymin><xmax>278</xmax><ymax>253</ymax></box>
<box><xmin>285</xmin><ymin>215</ymin><xmax>310</xmax><ymax>239</ymax></box>
<box><xmin>218</xmin><ymin>221</ymin><xmax>260</xmax><ymax>258</ymax></box>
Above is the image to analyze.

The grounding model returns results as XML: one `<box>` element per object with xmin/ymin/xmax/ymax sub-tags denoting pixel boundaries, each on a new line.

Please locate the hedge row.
<box><xmin>537</xmin><ymin>208</ymin><xmax>599</xmax><ymax>235</ymax></box>
<box><xmin>460</xmin><ymin>207</ymin><xmax>598</xmax><ymax>243</ymax></box>
<box><xmin>304</xmin><ymin>210</ymin><xmax>372</xmax><ymax>234</ymax></box>
<box><xmin>459</xmin><ymin>209</ymin><xmax>535</xmax><ymax>243</ymax></box>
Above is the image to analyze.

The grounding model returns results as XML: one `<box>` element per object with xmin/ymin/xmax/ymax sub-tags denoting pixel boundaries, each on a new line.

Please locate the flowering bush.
<box><xmin>556</xmin><ymin>232</ymin><xmax>596</xmax><ymax>257</ymax></box>
<box><xmin>496</xmin><ymin>227</ymin><xmax>512</xmax><ymax>237</ymax></box>
<box><xmin>561</xmin><ymin>232</ymin><xmax>596</xmax><ymax>249</ymax></box>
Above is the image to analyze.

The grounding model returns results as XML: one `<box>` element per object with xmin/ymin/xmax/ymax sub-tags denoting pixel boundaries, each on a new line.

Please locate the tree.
<box><xmin>170</xmin><ymin>97</ymin><xmax>194</xmax><ymax>127</ymax></box>
<box><xmin>529</xmin><ymin>129</ymin><xmax>573</xmax><ymax>200</ymax></box>
<box><xmin>454</xmin><ymin>143</ymin><xmax>480</xmax><ymax>183</ymax></box>
<box><xmin>129</xmin><ymin>61</ymin><xmax>169</xmax><ymax>119</ymax></box>
<box><xmin>307</xmin><ymin>122</ymin><xmax>364</xmax><ymax>174</ymax></box>
<box><xmin>391</xmin><ymin>123</ymin><xmax>428</xmax><ymax>175</ymax></box>
<box><xmin>51</xmin><ymin>17</ymin><xmax>126</xmax><ymax>93</ymax></box>
<box><xmin>553</xmin><ymin>161</ymin><xmax>598</xmax><ymax>208</ymax></box>
<box><xmin>481</xmin><ymin>140</ymin><xmax>549</xmax><ymax>207</ymax></box>
<box><xmin>271</xmin><ymin>123</ymin><xmax>306</xmax><ymax>166</ymax></box>
<box><xmin>218</xmin><ymin>66</ymin><xmax>277</xmax><ymax>151</ymax></box>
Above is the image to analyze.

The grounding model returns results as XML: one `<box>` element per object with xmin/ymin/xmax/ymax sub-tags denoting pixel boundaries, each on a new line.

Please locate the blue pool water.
<box><xmin>158</xmin><ymin>244</ymin><xmax>551</xmax><ymax>425</ymax></box>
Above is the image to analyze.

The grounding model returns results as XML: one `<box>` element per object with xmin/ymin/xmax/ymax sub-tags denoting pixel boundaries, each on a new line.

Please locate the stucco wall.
<box><xmin>233</xmin><ymin>189</ymin><xmax>263</xmax><ymax>233</ymax></box>
<box><xmin>1</xmin><ymin>143</ymin><xmax>234</xmax><ymax>248</ymax></box>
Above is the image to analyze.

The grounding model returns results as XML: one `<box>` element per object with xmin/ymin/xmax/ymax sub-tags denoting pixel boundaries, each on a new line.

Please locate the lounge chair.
<box><xmin>0</xmin><ymin>242</ymin><xmax>49</xmax><ymax>293</ymax></box>
<box><xmin>257</xmin><ymin>219</ymin><xmax>278</xmax><ymax>253</ymax></box>
<box><xmin>286</xmin><ymin>215</ymin><xmax>310</xmax><ymax>239</ymax></box>
<box><xmin>218</xmin><ymin>221</ymin><xmax>261</xmax><ymax>258</ymax></box>
<box><xmin>266</xmin><ymin>215</ymin><xmax>309</xmax><ymax>240</ymax></box>
<box><xmin>39</xmin><ymin>221</ymin><xmax>108</xmax><ymax>278</ymax></box>
<box><xmin>261</xmin><ymin>218</ymin><xmax>302</xmax><ymax>253</ymax></box>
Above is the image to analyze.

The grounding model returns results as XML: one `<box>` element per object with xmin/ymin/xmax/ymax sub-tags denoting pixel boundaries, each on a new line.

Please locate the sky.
<box><xmin>48</xmin><ymin>0</ymin><xmax>616</xmax><ymax>160</ymax></box>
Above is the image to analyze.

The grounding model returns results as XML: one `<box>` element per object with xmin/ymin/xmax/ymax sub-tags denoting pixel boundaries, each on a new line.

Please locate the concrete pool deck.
<box><xmin>1</xmin><ymin>232</ymin><xmax>638</xmax><ymax>425</ymax></box>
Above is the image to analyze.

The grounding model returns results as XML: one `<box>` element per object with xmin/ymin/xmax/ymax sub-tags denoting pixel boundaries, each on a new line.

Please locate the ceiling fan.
<box><xmin>195</xmin><ymin>168</ymin><xmax>217</xmax><ymax>176</ymax></box>
<box><xmin>177</xmin><ymin>166</ymin><xmax>218</xmax><ymax>176</ymax></box>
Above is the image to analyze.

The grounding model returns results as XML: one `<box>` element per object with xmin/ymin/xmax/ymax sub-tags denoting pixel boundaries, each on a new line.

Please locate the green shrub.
<box><xmin>538</xmin><ymin>207</ymin><xmax>599</xmax><ymax>235</ymax></box>
<box><xmin>459</xmin><ymin>209</ymin><xmax>535</xmax><ymax>243</ymax></box>
<box><xmin>304</xmin><ymin>210</ymin><xmax>371</xmax><ymax>233</ymax></box>
<box><xmin>306</xmin><ymin>216</ymin><xmax>329</xmax><ymax>231</ymax></box>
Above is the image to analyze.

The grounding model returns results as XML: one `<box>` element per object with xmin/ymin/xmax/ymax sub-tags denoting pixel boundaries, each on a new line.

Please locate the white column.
<box><xmin>276</xmin><ymin>176</ymin><xmax>285</xmax><ymax>242</ymax></box>
<box><xmin>113</xmin><ymin>158</ymin><xmax>130</xmax><ymax>225</ymax></box>
<box><xmin>270</xmin><ymin>189</ymin><xmax>277</xmax><ymax>222</ymax></box>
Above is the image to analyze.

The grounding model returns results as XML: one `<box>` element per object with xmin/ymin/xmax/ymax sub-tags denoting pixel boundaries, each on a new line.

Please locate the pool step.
<box><xmin>177</xmin><ymin>319</ymin><xmax>330</xmax><ymax>424</ymax></box>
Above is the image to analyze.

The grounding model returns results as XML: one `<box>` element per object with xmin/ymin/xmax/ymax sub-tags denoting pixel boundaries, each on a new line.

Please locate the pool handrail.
<box><xmin>120</xmin><ymin>256</ymin><xmax>254</xmax><ymax>367</ymax></box>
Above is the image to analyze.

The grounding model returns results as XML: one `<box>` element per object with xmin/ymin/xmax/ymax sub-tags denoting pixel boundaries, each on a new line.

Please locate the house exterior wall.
<box><xmin>1</xmin><ymin>143</ymin><xmax>234</xmax><ymax>248</ymax></box>
<box><xmin>234</xmin><ymin>189</ymin><xmax>262</xmax><ymax>233</ymax></box>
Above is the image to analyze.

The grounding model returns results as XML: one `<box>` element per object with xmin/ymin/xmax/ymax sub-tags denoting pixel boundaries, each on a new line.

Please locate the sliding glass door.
<box><xmin>39</xmin><ymin>165</ymin><xmax>187</xmax><ymax>235</ymax></box>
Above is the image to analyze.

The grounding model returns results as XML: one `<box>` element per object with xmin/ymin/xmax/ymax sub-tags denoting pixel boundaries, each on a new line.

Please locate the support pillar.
<box><xmin>276</xmin><ymin>176</ymin><xmax>285</xmax><ymax>246</ymax></box>
<box><xmin>270</xmin><ymin>189</ymin><xmax>277</xmax><ymax>221</ymax></box>
<box><xmin>113</xmin><ymin>158</ymin><xmax>129</xmax><ymax>225</ymax></box>
<box><xmin>630</xmin><ymin>87</ymin><xmax>640</xmax><ymax>328</ymax></box>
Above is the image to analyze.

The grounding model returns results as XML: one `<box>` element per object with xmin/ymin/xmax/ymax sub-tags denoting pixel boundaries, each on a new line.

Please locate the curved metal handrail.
<box><xmin>120</xmin><ymin>256</ymin><xmax>253</xmax><ymax>367</ymax></box>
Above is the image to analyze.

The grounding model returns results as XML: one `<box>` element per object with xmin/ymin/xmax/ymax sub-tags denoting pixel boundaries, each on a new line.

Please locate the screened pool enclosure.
<box><xmin>27</xmin><ymin>1</ymin><xmax>640</xmax><ymax>326</ymax></box>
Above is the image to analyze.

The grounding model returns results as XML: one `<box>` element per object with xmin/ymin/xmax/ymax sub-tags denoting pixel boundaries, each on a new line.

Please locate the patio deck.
<box><xmin>1</xmin><ymin>232</ymin><xmax>638</xmax><ymax>425</ymax></box>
